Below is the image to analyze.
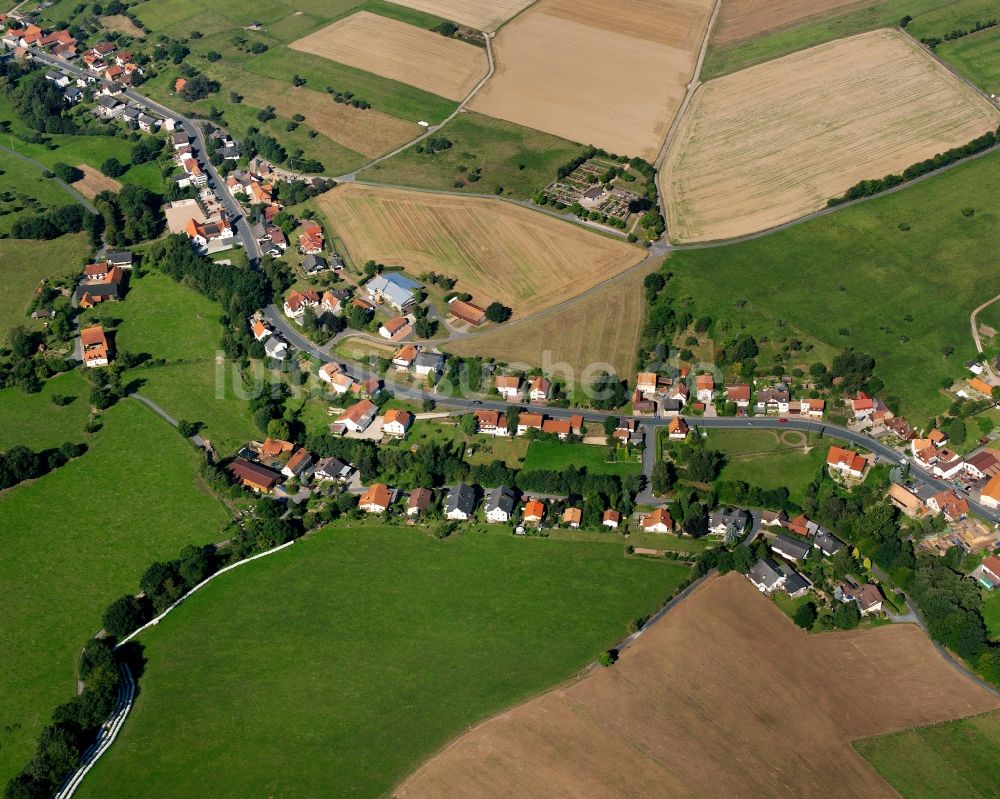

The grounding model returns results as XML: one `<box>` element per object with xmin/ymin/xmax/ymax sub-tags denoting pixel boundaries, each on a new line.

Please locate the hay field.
<box><xmin>385</xmin><ymin>0</ymin><xmax>535</xmax><ymax>32</ymax></box>
<box><xmin>317</xmin><ymin>184</ymin><xmax>643</xmax><ymax>317</ymax></box>
<box><xmin>71</xmin><ymin>164</ymin><xmax>121</xmax><ymax>199</ymax></box>
<box><xmin>289</xmin><ymin>11</ymin><xmax>488</xmax><ymax>102</ymax></box>
<box><xmin>469</xmin><ymin>0</ymin><xmax>715</xmax><ymax>161</ymax></box>
<box><xmin>661</xmin><ymin>29</ymin><xmax>1000</xmax><ymax>242</ymax></box>
<box><xmin>711</xmin><ymin>0</ymin><xmax>878</xmax><ymax>45</ymax></box>
<box><xmin>397</xmin><ymin>572</ymin><xmax>999</xmax><ymax>799</ymax></box>
<box><xmin>101</xmin><ymin>13</ymin><xmax>146</xmax><ymax>37</ymax></box>
<box><xmin>447</xmin><ymin>262</ymin><xmax>654</xmax><ymax>378</ymax></box>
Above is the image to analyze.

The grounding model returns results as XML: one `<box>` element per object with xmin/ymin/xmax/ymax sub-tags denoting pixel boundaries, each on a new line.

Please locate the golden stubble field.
<box><xmin>317</xmin><ymin>184</ymin><xmax>643</xmax><ymax>317</ymax></box>
<box><xmin>385</xmin><ymin>0</ymin><xmax>535</xmax><ymax>31</ymax></box>
<box><xmin>396</xmin><ymin>572</ymin><xmax>1000</xmax><ymax>799</ymax></box>
<box><xmin>447</xmin><ymin>262</ymin><xmax>655</xmax><ymax>379</ymax></box>
<box><xmin>661</xmin><ymin>29</ymin><xmax>1000</xmax><ymax>242</ymax></box>
<box><xmin>71</xmin><ymin>164</ymin><xmax>121</xmax><ymax>199</ymax></box>
<box><xmin>469</xmin><ymin>0</ymin><xmax>716</xmax><ymax>161</ymax></box>
<box><xmin>290</xmin><ymin>11</ymin><xmax>487</xmax><ymax>102</ymax></box>
<box><xmin>711</xmin><ymin>0</ymin><xmax>879</xmax><ymax>45</ymax></box>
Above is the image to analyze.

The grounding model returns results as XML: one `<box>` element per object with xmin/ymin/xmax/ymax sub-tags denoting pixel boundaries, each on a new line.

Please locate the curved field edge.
<box><xmin>0</xmin><ymin>400</ymin><xmax>229</xmax><ymax>785</ymax></box>
<box><xmin>74</xmin><ymin>527</ymin><xmax>691</xmax><ymax>799</ymax></box>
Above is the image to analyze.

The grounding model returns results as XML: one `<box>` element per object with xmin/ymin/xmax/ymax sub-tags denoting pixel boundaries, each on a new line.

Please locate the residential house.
<box><xmin>259</xmin><ymin>438</ymin><xmax>294</xmax><ymax>463</ymax></box>
<box><xmin>929</xmin><ymin>428</ymin><xmax>949</xmax><ymax>448</ymax></box>
<box><xmin>528</xmin><ymin>376</ymin><xmax>551</xmax><ymax>402</ymax></box>
<box><xmin>444</xmin><ymin>483</ymin><xmax>477</xmax><ymax>521</ymax></box>
<box><xmin>602</xmin><ymin>509</ymin><xmax>621</xmax><ymax>529</ymax></box>
<box><xmin>970</xmin><ymin>377</ymin><xmax>994</xmax><ymax>398</ymax></box>
<box><xmin>772</xmin><ymin>534</ymin><xmax>810</xmax><ymax>562</ymax></box>
<box><xmin>364</xmin><ymin>272</ymin><xmax>421</xmax><ymax>311</ymax></box>
<box><xmin>932</xmin><ymin>449</ymin><xmax>964</xmax><ymax>480</ymax></box>
<box><xmin>980</xmin><ymin>475</ymin><xmax>1000</xmax><ymax>510</ymax></box>
<box><xmin>105</xmin><ymin>251</ymin><xmax>132</xmax><ymax>269</ymax></box>
<box><xmin>379</xmin><ymin>315</ymin><xmax>409</xmax><ymax>340</ymax></box>
<box><xmin>636</xmin><ymin>372</ymin><xmax>658</xmax><ymax>395</ymax></box>
<box><xmin>800</xmin><ymin>398</ymin><xmax>825</xmax><ymax>418</ymax></box>
<box><xmin>563</xmin><ymin>507</ymin><xmax>582</xmax><ymax>529</ymax></box>
<box><xmin>517</xmin><ymin>412</ymin><xmax>544</xmax><ymax>436</ymax></box>
<box><xmin>642</xmin><ymin>508</ymin><xmax>674</xmax><ymax>534</ymax></box>
<box><xmin>474</xmin><ymin>409</ymin><xmax>508</xmax><ymax>437</ymax></box>
<box><xmin>812</xmin><ymin>530</ymin><xmax>844</xmax><ymax>557</ymax></box>
<box><xmin>303</xmin><ymin>254</ymin><xmax>329</xmax><ymax>275</ymax></box>
<box><xmin>668</xmin><ymin>382</ymin><xmax>689</xmax><ymax>404</ymax></box>
<box><xmin>263</xmin><ymin>337</ymin><xmax>288</xmax><ymax>360</ymax></box>
<box><xmin>523</xmin><ymin>499</ymin><xmax>545</xmax><ymax>526</ymax></box>
<box><xmin>974</xmin><ymin>555</ymin><xmax>1000</xmax><ymax>589</ymax></box>
<box><xmin>321</xmin><ymin>290</ymin><xmax>343</xmax><ymax>316</ymax></box>
<box><xmin>407</xmin><ymin>487</ymin><xmax>433</xmax><ymax>517</ymax></box>
<box><xmin>748</xmin><ymin>559</ymin><xmax>786</xmax><ymax>594</ymax></box>
<box><xmin>725</xmin><ymin>383</ymin><xmax>751</xmax><ymax>409</ymax></box>
<box><xmin>336</xmin><ymin>399</ymin><xmax>378</xmax><ymax>434</ymax></box>
<box><xmin>75</xmin><ymin>265</ymin><xmax>126</xmax><ymax>307</ymax></box>
<box><xmin>927</xmin><ymin>490</ymin><xmax>968</xmax><ymax>521</ymax></box>
<box><xmin>298</xmin><ymin>220</ymin><xmax>324</xmax><ymax>254</ymax></box>
<box><xmin>80</xmin><ymin>325</ymin><xmax>110</xmax><ymax>367</ymax></box>
<box><xmin>885</xmin><ymin>416</ymin><xmax>916</xmax><ymax>440</ymax></box>
<box><xmin>837</xmin><ymin>580</ymin><xmax>883</xmax><ymax>616</ymax></box>
<box><xmin>785</xmin><ymin>514</ymin><xmax>815</xmax><ymax>537</ymax></box>
<box><xmin>228</xmin><ymin>458</ymin><xmax>281</xmax><ymax>493</ymax></box>
<box><xmin>250</xmin><ymin>318</ymin><xmax>272</xmax><ymax>341</ymax></box>
<box><xmin>826</xmin><ymin>446</ymin><xmax>867</xmax><ymax>479</ymax></box>
<box><xmin>708</xmin><ymin>508</ymin><xmax>750</xmax><ymax>538</ymax></box>
<box><xmin>96</xmin><ymin>95</ymin><xmax>123</xmax><ymax>118</ymax></box>
<box><xmin>631</xmin><ymin>389</ymin><xmax>655</xmax><ymax>416</ymax></box>
<box><xmin>485</xmin><ymin>486</ymin><xmax>517</xmax><ymax>523</ymax></box>
<box><xmin>319</xmin><ymin>363</ymin><xmax>354</xmax><ymax>395</ymax></box>
<box><xmin>382</xmin><ymin>409</ymin><xmax>412</xmax><ymax>438</ymax></box>
<box><xmin>44</xmin><ymin>69</ymin><xmax>69</xmax><ymax>87</ymax></box>
<box><xmin>695</xmin><ymin>374</ymin><xmax>714</xmax><ymax>403</ymax></box>
<box><xmin>448</xmin><ymin>298</ymin><xmax>486</xmax><ymax>326</ymax></box>
<box><xmin>850</xmin><ymin>392</ymin><xmax>876</xmax><ymax>418</ymax></box>
<box><xmin>760</xmin><ymin>509</ymin><xmax>788</xmax><ymax>527</ymax></box>
<box><xmin>359</xmin><ymin>376</ymin><xmax>381</xmax><ymax>398</ymax></box>
<box><xmin>541</xmin><ymin>418</ymin><xmax>572</xmax><ymax>439</ymax></box>
<box><xmin>966</xmin><ymin>450</ymin><xmax>1000</xmax><ymax>480</ymax></box>
<box><xmin>414</xmin><ymin>351</ymin><xmax>444</xmax><ymax>377</ymax></box>
<box><xmin>283</xmin><ymin>289</ymin><xmax>320</xmax><ymax>321</ymax></box>
<box><xmin>63</xmin><ymin>86</ymin><xmax>83</xmax><ymax>104</ymax></box>
<box><xmin>313</xmin><ymin>457</ymin><xmax>352</xmax><ymax>483</ymax></box>
<box><xmin>185</xmin><ymin>217</ymin><xmax>233</xmax><ymax>249</ymax></box>
<box><xmin>888</xmin><ymin>483</ymin><xmax>926</xmax><ymax>518</ymax></box>
<box><xmin>668</xmin><ymin>416</ymin><xmax>689</xmax><ymax>440</ymax></box>
<box><xmin>281</xmin><ymin>448</ymin><xmax>313</xmax><ymax>479</ymax></box>
<box><xmin>755</xmin><ymin>386</ymin><xmax>790</xmax><ymax>415</ymax></box>
<box><xmin>358</xmin><ymin>483</ymin><xmax>393</xmax><ymax>514</ymax></box>
<box><xmin>392</xmin><ymin>344</ymin><xmax>418</xmax><ymax>371</ymax></box>
<box><xmin>495</xmin><ymin>375</ymin><xmax>522</xmax><ymax>399</ymax></box>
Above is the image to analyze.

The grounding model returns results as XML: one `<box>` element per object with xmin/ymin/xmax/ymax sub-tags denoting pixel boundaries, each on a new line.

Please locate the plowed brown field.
<box><xmin>385</xmin><ymin>0</ymin><xmax>534</xmax><ymax>31</ymax></box>
<box><xmin>317</xmin><ymin>184</ymin><xmax>642</xmax><ymax>317</ymax></box>
<box><xmin>661</xmin><ymin>29</ymin><xmax>1000</xmax><ymax>242</ymax></box>
<box><xmin>71</xmin><ymin>165</ymin><xmax>121</xmax><ymax>199</ymax></box>
<box><xmin>396</xmin><ymin>572</ymin><xmax>1000</xmax><ymax>799</ymax></box>
<box><xmin>469</xmin><ymin>0</ymin><xmax>715</xmax><ymax>160</ymax></box>
<box><xmin>712</xmin><ymin>0</ymin><xmax>879</xmax><ymax>45</ymax></box>
<box><xmin>290</xmin><ymin>11</ymin><xmax>487</xmax><ymax>102</ymax></box>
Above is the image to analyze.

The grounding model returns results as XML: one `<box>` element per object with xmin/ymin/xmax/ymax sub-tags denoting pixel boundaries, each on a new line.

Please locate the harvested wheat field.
<box><xmin>101</xmin><ymin>13</ymin><xmax>146</xmax><ymax>37</ymax></box>
<box><xmin>290</xmin><ymin>12</ymin><xmax>487</xmax><ymax>102</ymax></box>
<box><xmin>469</xmin><ymin>0</ymin><xmax>715</xmax><ymax>160</ymax></box>
<box><xmin>662</xmin><ymin>29</ymin><xmax>1000</xmax><ymax>242</ymax></box>
<box><xmin>711</xmin><ymin>0</ymin><xmax>878</xmax><ymax>45</ymax></box>
<box><xmin>447</xmin><ymin>261</ymin><xmax>654</xmax><ymax>378</ymax></box>
<box><xmin>397</xmin><ymin>572</ymin><xmax>999</xmax><ymax>799</ymax></box>
<box><xmin>318</xmin><ymin>184</ymin><xmax>642</xmax><ymax>317</ymax></box>
<box><xmin>385</xmin><ymin>0</ymin><xmax>534</xmax><ymax>32</ymax></box>
<box><xmin>71</xmin><ymin>164</ymin><xmax>121</xmax><ymax>199</ymax></box>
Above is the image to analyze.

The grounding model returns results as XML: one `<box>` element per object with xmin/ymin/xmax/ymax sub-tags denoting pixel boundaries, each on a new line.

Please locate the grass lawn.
<box><xmin>937</xmin><ymin>26</ymin><xmax>1000</xmax><ymax>95</ymax></box>
<box><xmin>705</xmin><ymin>429</ymin><xmax>827</xmax><ymax>504</ymax></box>
<box><xmin>82</xmin><ymin>270</ymin><xmax>259</xmax><ymax>453</ymax></box>
<box><xmin>0</xmin><ymin>233</ymin><xmax>90</xmax><ymax>339</ymax></box>
<box><xmin>772</xmin><ymin>591</ymin><xmax>814</xmax><ymax>626</ymax></box>
<box><xmin>77</xmin><ymin>525</ymin><xmax>690</xmax><ymax>799</ymax></box>
<box><xmin>0</xmin><ymin>155</ymin><xmax>82</xmax><ymax>234</ymax></box>
<box><xmin>523</xmin><ymin>440</ymin><xmax>642</xmax><ymax>477</ymax></box>
<box><xmin>363</xmin><ymin>111</ymin><xmax>588</xmax><ymax>199</ymax></box>
<box><xmin>466</xmin><ymin>435</ymin><xmax>530</xmax><ymax>468</ymax></box>
<box><xmin>668</xmin><ymin>149</ymin><xmax>1000</xmax><ymax>421</ymax></box>
<box><xmin>855</xmin><ymin>709</ymin><xmax>1000</xmax><ymax>798</ymax></box>
<box><xmin>0</xmin><ymin>369</ymin><xmax>93</xmax><ymax>450</ymax></box>
<box><xmin>0</xmin><ymin>399</ymin><xmax>229</xmax><ymax>786</ymax></box>
<box><xmin>981</xmin><ymin>588</ymin><xmax>1000</xmax><ymax>640</ymax></box>
<box><xmin>701</xmin><ymin>0</ymin><xmax>995</xmax><ymax>79</ymax></box>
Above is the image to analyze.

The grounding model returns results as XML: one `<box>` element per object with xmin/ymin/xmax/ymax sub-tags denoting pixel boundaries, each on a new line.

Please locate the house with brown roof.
<box><xmin>228</xmin><ymin>457</ymin><xmax>282</xmax><ymax>493</ymax></box>
<box><xmin>336</xmin><ymin>399</ymin><xmax>378</xmax><ymax>434</ymax></box>
<box><xmin>298</xmin><ymin>220</ymin><xmax>324</xmax><ymax>254</ymax></box>
<box><xmin>928</xmin><ymin>428</ymin><xmax>948</xmax><ymax>447</ymax></box>
<box><xmin>379</xmin><ymin>315</ymin><xmax>409</xmax><ymax>340</ymax></box>
<box><xmin>850</xmin><ymin>392</ymin><xmax>875</xmax><ymax>418</ymax></box>
<box><xmin>725</xmin><ymin>384</ymin><xmax>751</xmax><ymax>409</ymax></box>
<box><xmin>407</xmin><ymin>487</ymin><xmax>433</xmax><ymax>517</ymax></box>
<box><xmin>359</xmin><ymin>483</ymin><xmax>393</xmax><ymax>513</ymax></box>
<box><xmin>969</xmin><ymin>377</ymin><xmax>994</xmax><ymax>398</ymax></box>
<box><xmin>965</xmin><ymin>450</ymin><xmax>1000</xmax><ymax>480</ymax></box>
<box><xmin>636</xmin><ymin>372</ymin><xmax>658</xmax><ymax>395</ymax></box>
<box><xmin>695</xmin><ymin>374</ymin><xmax>714</xmax><ymax>403</ymax></box>
<box><xmin>281</xmin><ymin>448</ymin><xmax>313</xmax><ymax>479</ymax></box>
<box><xmin>563</xmin><ymin>507</ymin><xmax>582</xmax><ymax>529</ymax></box>
<box><xmin>837</xmin><ymin>580</ymin><xmax>883</xmax><ymax>616</ymax></box>
<box><xmin>800</xmin><ymin>398</ymin><xmax>825</xmax><ymax>418</ymax></box>
<box><xmin>980</xmin><ymin>475</ymin><xmax>1000</xmax><ymax>510</ymax></box>
<box><xmin>523</xmin><ymin>499</ymin><xmax>545</xmax><ymax>526</ymax></box>
<box><xmin>517</xmin><ymin>412</ymin><xmax>544</xmax><ymax>436</ymax></box>
<box><xmin>927</xmin><ymin>490</ymin><xmax>968</xmax><ymax>522</ymax></box>
<box><xmin>319</xmin><ymin>363</ymin><xmax>354</xmax><ymax>395</ymax></box>
<box><xmin>826</xmin><ymin>446</ymin><xmax>867</xmax><ymax>479</ymax></box>
<box><xmin>541</xmin><ymin>418</ymin><xmax>572</xmax><ymax>439</ymax></box>
<box><xmin>185</xmin><ymin>216</ymin><xmax>233</xmax><ymax>248</ymax></box>
<box><xmin>603</xmin><ymin>509</ymin><xmax>621</xmax><ymax>529</ymax></box>
<box><xmin>283</xmin><ymin>289</ymin><xmax>320</xmax><ymax>321</ymax></box>
<box><xmin>382</xmin><ymin>409</ymin><xmax>412</xmax><ymax>438</ymax></box>
<box><xmin>668</xmin><ymin>416</ymin><xmax>689</xmax><ymax>440</ymax></box>
<box><xmin>887</xmin><ymin>483</ymin><xmax>926</xmax><ymax>518</ymax></box>
<box><xmin>392</xmin><ymin>344</ymin><xmax>418</xmax><ymax>371</ymax></box>
<box><xmin>495</xmin><ymin>374</ymin><xmax>522</xmax><ymax>399</ymax></box>
<box><xmin>448</xmin><ymin>298</ymin><xmax>486</xmax><ymax>326</ymax></box>
<box><xmin>976</xmin><ymin>554</ymin><xmax>1000</xmax><ymax>589</ymax></box>
<box><xmin>250</xmin><ymin>318</ymin><xmax>272</xmax><ymax>341</ymax></box>
<box><xmin>642</xmin><ymin>508</ymin><xmax>674</xmax><ymax>533</ymax></box>
<box><xmin>80</xmin><ymin>325</ymin><xmax>110</xmax><ymax>367</ymax></box>
<box><xmin>529</xmin><ymin>376</ymin><xmax>551</xmax><ymax>402</ymax></box>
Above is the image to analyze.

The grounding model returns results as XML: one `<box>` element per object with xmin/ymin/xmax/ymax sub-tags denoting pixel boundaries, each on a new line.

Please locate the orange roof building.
<box><xmin>826</xmin><ymin>446</ymin><xmax>867</xmax><ymax>477</ymax></box>
<box><xmin>523</xmin><ymin>499</ymin><xmax>545</xmax><ymax>524</ymax></box>
<box><xmin>174</xmin><ymin>77</ymin><xmax>187</xmax><ymax>92</ymax></box>
<box><xmin>643</xmin><ymin>507</ymin><xmax>674</xmax><ymax>532</ymax></box>
<box><xmin>562</xmin><ymin>507</ymin><xmax>582</xmax><ymax>528</ymax></box>
<box><xmin>359</xmin><ymin>483</ymin><xmax>392</xmax><ymax>513</ymax></box>
<box><xmin>980</xmin><ymin>475</ymin><xmax>1000</xmax><ymax>509</ymax></box>
<box><xmin>80</xmin><ymin>325</ymin><xmax>110</xmax><ymax>367</ymax></box>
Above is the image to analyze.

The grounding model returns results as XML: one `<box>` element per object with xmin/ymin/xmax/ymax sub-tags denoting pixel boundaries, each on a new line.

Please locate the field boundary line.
<box><xmin>55</xmin><ymin>540</ymin><xmax>297</xmax><ymax>798</ymax></box>
<box><xmin>0</xmin><ymin>143</ymin><xmax>98</xmax><ymax>213</ymax></box>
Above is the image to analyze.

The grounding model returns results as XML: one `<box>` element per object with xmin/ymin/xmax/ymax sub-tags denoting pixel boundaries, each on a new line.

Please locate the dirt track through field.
<box><xmin>290</xmin><ymin>11</ymin><xmax>487</xmax><ymax>102</ymax></box>
<box><xmin>385</xmin><ymin>0</ymin><xmax>534</xmax><ymax>31</ymax></box>
<box><xmin>318</xmin><ymin>184</ymin><xmax>642</xmax><ymax>317</ymax></box>
<box><xmin>711</xmin><ymin>0</ymin><xmax>879</xmax><ymax>45</ymax></box>
<box><xmin>396</xmin><ymin>572</ymin><xmax>999</xmax><ymax>798</ymax></box>
<box><xmin>469</xmin><ymin>0</ymin><xmax>715</xmax><ymax>160</ymax></box>
<box><xmin>661</xmin><ymin>29</ymin><xmax>1000</xmax><ymax>242</ymax></box>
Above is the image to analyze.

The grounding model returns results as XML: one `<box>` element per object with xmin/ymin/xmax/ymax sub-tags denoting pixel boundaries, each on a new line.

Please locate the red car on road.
<box><xmin>778</xmin><ymin>417</ymin><xmax>788</xmax><ymax>423</ymax></box>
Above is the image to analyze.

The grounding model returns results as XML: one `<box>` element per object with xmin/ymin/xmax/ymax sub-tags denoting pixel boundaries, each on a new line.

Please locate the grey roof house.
<box><xmin>445</xmin><ymin>483</ymin><xmax>477</xmax><ymax>520</ymax></box>
<box><xmin>771</xmin><ymin>534</ymin><xmax>811</xmax><ymax>562</ymax></box>
<box><xmin>484</xmin><ymin>486</ymin><xmax>517</xmax><ymax>523</ymax></box>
